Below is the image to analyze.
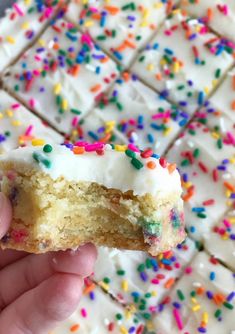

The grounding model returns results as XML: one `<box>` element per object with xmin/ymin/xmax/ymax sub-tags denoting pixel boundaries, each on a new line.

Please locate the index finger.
<box><xmin>0</xmin><ymin>193</ymin><xmax>12</xmax><ymax>239</ymax></box>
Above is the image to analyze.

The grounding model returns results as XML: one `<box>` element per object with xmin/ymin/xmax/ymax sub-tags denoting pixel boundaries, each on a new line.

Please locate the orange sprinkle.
<box><xmin>104</xmin><ymin>5</ymin><xmax>119</xmax><ymax>15</ymax></box>
<box><xmin>73</xmin><ymin>146</ymin><xmax>85</xmax><ymax>154</ymax></box>
<box><xmin>196</xmin><ymin>287</ymin><xmax>205</xmax><ymax>295</ymax></box>
<box><xmin>150</xmin><ymin>23</ymin><xmax>156</xmax><ymax>30</ymax></box>
<box><xmin>214</xmin><ymin>110</ymin><xmax>222</xmax><ymax>117</ymax></box>
<box><xmin>100</xmin><ymin>56</ymin><xmax>109</xmax><ymax>63</ymax></box>
<box><xmin>91</xmin><ymin>13</ymin><xmax>101</xmax><ymax>20</ymax></box>
<box><xmin>213</xmin><ymin>293</ymin><xmax>226</xmax><ymax>305</ymax></box>
<box><xmin>100</xmin><ymin>133</ymin><xmax>112</xmax><ymax>143</ymax></box>
<box><xmin>164</xmin><ymin>278</ymin><xmax>175</xmax><ymax>289</ymax></box>
<box><xmin>53</xmin><ymin>42</ymin><xmax>60</xmax><ymax>50</ymax></box>
<box><xmin>182</xmin><ymin>192</ymin><xmax>194</xmax><ymax>202</ymax></box>
<box><xmin>83</xmin><ymin>282</ymin><xmax>96</xmax><ymax>295</ymax></box>
<box><xmin>71</xmin><ymin>64</ymin><xmax>80</xmax><ymax>77</ymax></box>
<box><xmin>70</xmin><ymin>324</ymin><xmax>80</xmax><ymax>332</ymax></box>
<box><xmin>168</xmin><ymin>163</ymin><xmax>176</xmax><ymax>174</ymax></box>
<box><xmin>122</xmin><ymin>71</ymin><xmax>130</xmax><ymax>82</ymax></box>
<box><xmin>207</xmin><ymin>8</ymin><xmax>213</xmax><ymax>21</ymax></box>
<box><xmin>116</xmin><ymin>42</ymin><xmax>127</xmax><ymax>52</ymax></box>
<box><xmin>155</xmin><ymin>73</ymin><xmax>162</xmax><ymax>81</ymax></box>
<box><xmin>90</xmin><ymin>84</ymin><xmax>102</xmax><ymax>93</ymax></box>
<box><xmin>231</xmin><ymin>101</ymin><xmax>235</xmax><ymax>110</ymax></box>
<box><xmin>124</xmin><ymin>39</ymin><xmax>136</xmax><ymax>49</ymax></box>
<box><xmin>147</xmin><ymin>161</ymin><xmax>156</xmax><ymax>169</ymax></box>
<box><xmin>224</xmin><ymin>181</ymin><xmax>235</xmax><ymax>192</ymax></box>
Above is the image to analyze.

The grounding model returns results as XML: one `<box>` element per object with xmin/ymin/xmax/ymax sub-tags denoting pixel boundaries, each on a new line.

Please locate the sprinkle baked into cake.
<box><xmin>0</xmin><ymin>142</ymin><xmax>185</xmax><ymax>255</ymax></box>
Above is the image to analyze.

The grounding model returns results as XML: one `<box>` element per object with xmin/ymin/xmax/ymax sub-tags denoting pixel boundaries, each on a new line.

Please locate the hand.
<box><xmin>0</xmin><ymin>192</ymin><xmax>97</xmax><ymax>334</ymax></box>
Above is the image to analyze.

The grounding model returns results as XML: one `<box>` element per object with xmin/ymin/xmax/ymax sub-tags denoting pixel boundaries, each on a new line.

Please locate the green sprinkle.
<box><xmin>125</xmin><ymin>149</ymin><xmax>136</xmax><ymax>158</ymax></box>
<box><xmin>103</xmin><ymin>277</ymin><xmax>110</xmax><ymax>284</ymax></box>
<box><xmin>215</xmin><ymin>309</ymin><xmax>222</xmax><ymax>318</ymax></box>
<box><xmin>177</xmin><ymin>289</ymin><xmax>185</xmax><ymax>301</ymax></box>
<box><xmin>131</xmin><ymin>157</ymin><xmax>144</xmax><ymax>170</ymax></box>
<box><xmin>117</xmin><ymin>269</ymin><xmax>125</xmax><ymax>276</ymax></box>
<box><xmin>116</xmin><ymin>313</ymin><xmax>122</xmax><ymax>320</ymax></box>
<box><xmin>215</xmin><ymin>68</ymin><xmax>221</xmax><ymax>78</ymax></box>
<box><xmin>193</xmin><ymin>148</ymin><xmax>200</xmax><ymax>158</ymax></box>
<box><xmin>181</xmin><ymin>159</ymin><xmax>190</xmax><ymax>167</ymax></box>
<box><xmin>137</xmin><ymin>264</ymin><xmax>145</xmax><ymax>272</ymax></box>
<box><xmin>43</xmin><ymin>144</ymin><xmax>53</xmax><ymax>153</ymax></box>
<box><xmin>197</xmin><ymin>213</ymin><xmax>207</xmax><ymax>219</ymax></box>
<box><xmin>70</xmin><ymin>108</ymin><xmax>82</xmax><ymax>115</ymax></box>
<box><xmin>217</xmin><ymin>138</ymin><xmax>223</xmax><ymax>149</ymax></box>
<box><xmin>223</xmin><ymin>302</ymin><xmax>234</xmax><ymax>310</ymax></box>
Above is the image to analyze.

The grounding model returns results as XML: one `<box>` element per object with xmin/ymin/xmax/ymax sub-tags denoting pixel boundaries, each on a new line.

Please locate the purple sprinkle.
<box><xmin>89</xmin><ymin>291</ymin><xmax>95</xmax><ymax>300</ymax></box>
<box><xmin>0</xmin><ymin>134</ymin><xmax>6</xmax><ymax>143</ymax></box>
<box><xmin>140</xmin><ymin>271</ymin><xmax>148</xmax><ymax>282</ymax></box>
<box><xmin>172</xmin><ymin>302</ymin><xmax>181</xmax><ymax>309</ymax></box>
<box><xmin>230</xmin><ymin>234</ymin><xmax>235</xmax><ymax>240</ymax></box>
<box><xmin>129</xmin><ymin>327</ymin><xmax>136</xmax><ymax>334</ymax></box>
<box><xmin>198</xmin><ymin>327</ymin><xmax>207</xmax><ymax>333</ymax></box>
<box><xmin>227</xmin><ymin>291</ymin><xmax>235</xmax><ymax>302</ymax></box>
<box><xmin>206</xmin><ymin>290</ymin><xmax>213</xmax><ymax>299</ymax></box>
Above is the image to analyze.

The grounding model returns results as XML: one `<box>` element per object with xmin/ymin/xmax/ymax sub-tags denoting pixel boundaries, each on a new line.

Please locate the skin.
<box><xmin>0</xmin><ymin>192</ymin><xmax>97</xmax><ymax>334</ymax></box>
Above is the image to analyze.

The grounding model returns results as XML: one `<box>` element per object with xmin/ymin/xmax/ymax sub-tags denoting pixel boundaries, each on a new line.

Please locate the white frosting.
<box><xmin>153</xmin><ymin>252</ymin><xmax>235</xmax><ymax>334</ymax></box>
<box><xmin>0</xmin><ymin>0</ymin><xmax>59</xmax><ymax>72</ymax></box>
<box><xmin>3</xmin><ymin>19</ymin><xmax>119</xmax><ymax>133</ymax></box>
<box><xmin>0</xmin><ymin>90</ymin><xmax>62</xmax><ymax>154</ymax></box>
<box><xmin>52</xmin><ymin>282</ymin><xmax>145</xmax><ymax>334</ymax></box>
<box><xmin>131</xmin><ymin>10</ymin><xmax>234</xmax><ymax>114</ymax></box>
<box><xmin>0</xmin><ymin>144</ymin><xmax>182</xmax><ymax>197</ymax></box>
<box><xmin>203</xmin><ymin>210</ymin><xmax>235</xmax><ymax>271</ymax></box>
<box><xmin>167</xmin><ymin>123</ymin><xmax>235</xmax><ymax>240</ymax></box>
<box><xmin>94</xmin><ymin>238</ymin><xmax>196</xmax><ymax>306</ymax></box>
<box><xmin>66</xmin><ymin>0</ymin><xmax>177</xmax><ymax>67</ymax></box>
<box><xmin>93</xmin><ymin>76</ymin><xmax>188</xmax><ymax>154</ymax></box>
<box><xmin>181</xmin><ymin>0</ymin><xmax>235</xmax><ymax>43</ymax></box>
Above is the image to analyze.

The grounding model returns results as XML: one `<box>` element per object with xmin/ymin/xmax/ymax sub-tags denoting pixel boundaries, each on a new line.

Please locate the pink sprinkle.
<box><xmin>152</xmin><ymin>111</ymin><xmax>170</xmax><ymax>120</ymax></box>
<box><xmin>72</xmin><ymin>117</ymin><xmax>79</xmax><ymax>127</ymax></box>
<box><xmin>128</xmin><ymin>143</ymin><xmax>140</xmax><ymax>152</ymax></box>
<box><xmin>223</xmin><ymin>219</ymin><xmax>232</xmax><ymax>228</ymax></box>
<box><xmin>85</xmin><ymin>143</ymin><xmax>104</xmax><ymax>151</ymax></box>
<box><xmin>33</xmin><ymin>69</ymin><xmax>40</xmax><ymax>76</ymax></box>
<box><xmin>74</xmin><ymin>141</ymin><xmax>87</xmax><ymax>147</ymax></box>
<box><xmin>129</xmin><ymin>118</ymin><xmax>136</xmax><ymax>126</ymax></box>
<box><xmin>25</xmin><ymin>125</ymin><xmax>33</xmax><ymax>136</ymax></box>
<box><xmin>226</xmin><ymin>132</ymin><xmax>235</xmax><ymax>145</ymax></box>
<box><xmin>164</xmin><ymin>30</ymin><xmax>172</xmax><ymax>36</ymax></box>
<box><xmin>34</xmin><ymin>55</ymin><xmax>42</xmax><ymax>62</ymax></box>
<box><xmin>185</xmin><ymin>266</ymin><xmax>193</xmax><ymax>274</ymax></box>
<box><xmin>12</xmin><ymin>103</ymin><xmax>20</xmax><ymax>109</ymax></box>
<box><xmin>45</xmin><ymin>7</ymin><xmax>53</xmax><ymax>18</ymax></box>
<box><xmin>81</xmin><ymin>33</ymin><xmax>93</xmax><ymax>48</ymax></box>
<box><xmin>81</xmin><ymin>308</ymin><xmax>87</xmax><ymax>318</ymax></box>
<box><xmin>13</xmin><ymin>3</ymin><xmax>24</xmax><ymax>16</ymax></box>
<box><xmin>89</xmin><ymin>6</ymin><xmax>99</xmax><ymax>13</ymax></box>
<box><xmin>151</xmin><ymin>278</ymin><xmax>159</xmax><ymax>284</ymax></box>
<box><xmin>173</xmin><ymin>308</ymin><xmax>184</xmax><ymax>330</ymax></box>
<box><xmin>29</xmin><ymin>99</ymin><xmax>36</xmax><ymax>108</ymax></box>
<box><xmin>174</xmin><ymin>262</ymin><xmax>181</xmax><ymax>269</ymax></box>
<box><xmin>149</xmin><ymin>306</ymin><xmax>157</xmax><ymax>313</ymax></box>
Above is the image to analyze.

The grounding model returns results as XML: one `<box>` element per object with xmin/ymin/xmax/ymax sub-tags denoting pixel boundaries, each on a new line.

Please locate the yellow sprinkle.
<box><xmin>191</xmin><ymin>297</ymin><xmax>197</xmax><ymax>304</ymax></box>
<box><xmin>230</xmin><ymin>157</ymin><xmax>235</xmax><ymax>164</ymax></box>
<box><xmin>204</xmin><ymin>86</ymin><xmax>210</xmax><ymax>95</ymax></box>
<box><xmin>163</xmin><ymin>127</ymin><xmax>172</xmax><ymax>136</ymax></box>
<box><xmin>62</xmin><ymin>99</ymin><xmax>68</xmax><ymax>110</ymax></box>
<box><xmin>31</xmin><ymin>139</ymin><xmax>45</xmax><ymax>146</ymax></box>
<box><xmin>146</xmin><ymin>320</ymin><xmax>155</xmax><ymax>330</ymax></box>
<box><xmin>222</xmin><ymin>234</ymin><xmax>229</xmax><ymax>240</ymax></box>
<box><xmin>230</xmin><ymin>217</ymin><xmax>235</xmax><ymax>224</ymax></box>
<box><xmin>173</xmin><ymin>61</ymin><xmax>180</xmax><ymax>73</ymax></box>
<box><xmin>6</xmin><ymin>36</ymin><xmax>15</xmax><ymax>44</ymax></box>
<box><xmin>21</xmin><ymin>22</ymin><xmax>30</xmax><ymax>30</ymax></box>
<box><xmin>202</xmin><ymin>312</ymin><xmax>209</xmax><ymax>324</ymax></box>
<box><xmin>124</xmin><ymin>309</ymin><xmax>132</xmax><ymax>320</ymax></box>
<box><xmin>226</xmin><ymin>200</ymin><xmax>232</xmax><ymax>207</ymax></box>
<box><xmin>115</xmin><ymin>145</ymin><xmax>127</xmax><ymax>152</ymax></box>
<box><xmin>99</xmin><ymin>281</ymin><xmax>109</xmax><ymax>291</ymax></box>
<box><xmin>160</xmin><ymin>59</ymin><xmax>167</xmax><ymax>66</ymax></box>
<box><xmin>140</xmin><ymin>21</ymin><xmax>148</xmax><ymax>28</ymax></box>
<box><xmin>151</xmin><ymin>290</ymin><xmax>157</xmax><ymax>297</ymax></box>
<box><xmin>11</xmin><ymin>120</ymin><xmax>21</xmax><ymax>127</ymax></box>
<box><xmin>121</xmin><ymin>280</ymin><xmax>128</xmax><ymax>292</ymax></box>
<box><xmin>226</xmin><ymin>190</ymin><xmax>232</xmax><ymax>198</ymax></box>
<box><xmin>54</xmin><ymin>83</ymin><xmax>62</xmax><ymax>95</ymax></box>
<box><xmin>154</xmin><ymin>3</ymin><xmax>163</xmax><ymax>9</ymax></box>
<box><xmin>147</xmin><ymin>63</ymin><xmax>154</xmax><ymax>71</ymax></box>
<box><xmin>128</xmin><ymin>304</ymin><xmax>137</xmax><ymax>313</ymax></box>
<box><xmin>84</xmin><ymin>20</ymin><xmax>94</xmax><ymax>28</ymax></box>
<box><xmin>24</xmin><ymin>0</ymin><xmax>32</xmax><ymax>5</ymax></box>
<box><xmin>211</xmin><ymin>131</ymin><xmax>220</xmax><ymax>139</ymax></box>
<box><xmin>192</xmin><ymin>304</ymin><xmax>201</xmax><ymax>312</ymax></box>
<box><xmin>0</xmin><ymin>113</ymin><xmax>3</xmax><ymax>120</ymax></box>
<box><xmin>120</xmin><ymin>326</ymin><xmax>128</xmax><ymax>334</ymax></box>
<box><xmin>6</xmin><ymin>109</ymin><xmax>13</xmax><ymax>117</ymax></box>
<box><xmin>38</xmin><ymin>39</ymin><xmax>46</xmax><ymax>47</ymax></box>
<box><xmin>158</xmin><ymin>253</ymin><xmax>163</xmax><ymax>260</ymax></box>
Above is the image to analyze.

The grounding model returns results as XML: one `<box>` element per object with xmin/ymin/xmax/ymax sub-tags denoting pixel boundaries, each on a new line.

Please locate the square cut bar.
<box><xmin>167</xmin><ymin>122</ymin><xmax>235</xmax><ymax>241</ymax></box>
<box><xmin>0</xmin><ymin>142</ymin><xmax>185</xmax><ymax>255</ymax></box>
<box><xmin>0</xmin><ymin>90</ymin><xmax>62</xmax><ymax>154</ymax></box>
<box><xmin>0</xmin><ymin>0</ymin><xmax>64</xmax><ymax>72</ymax></box>
<box><xmin>92</xmin><ymin>73</ymin><xmax>190</xmax><ymax>154</ymax></box>
<box><xmin>181</xmin><ymin>0</ymin><xmax>235</xmax><ymax>43</ymax></box>
<box><xmin>66</xmin><ymin>0</ymin><xmax>179</xmax><ymax>67</ymax></box>
<box><xmin>2</xmin><ymin>19</ymin><xmax>119</xmax><ymax>133</ymax></box>
<box><xmin>152</xmin><ymin>251</ymin><xmax>235</xmax><ymax>334</ymax></box>
<box><xmin>132</xmin><ymin>9</ymin><xmax>234</xmax><ymax>114</ymax></box>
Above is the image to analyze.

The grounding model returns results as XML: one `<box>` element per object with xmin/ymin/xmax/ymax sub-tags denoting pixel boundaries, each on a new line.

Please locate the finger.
<box><xmin>0</xmin><ymin>250</ymin><xmax>28</xmax><ymax>270</ymax></box>
<box><xmin>0</xmin><ymin>193</ymin><xmax>12</xmax><ymax>238</ymax></box>
<box><xmin>0</xmin><ymin>243</ymin><xmax>97</xmax><ymax>310</ymax></box>
<box><xmin>0</xmin><ymin>273</ymin><xmax>83</xmax><ymax>334</ymax></box>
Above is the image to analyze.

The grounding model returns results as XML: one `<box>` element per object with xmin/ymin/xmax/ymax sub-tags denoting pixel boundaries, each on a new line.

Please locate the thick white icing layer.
<box><xmin>0</xmin><ymin>144</ymin><xmax>182</xmax><ymax>197</ymax></box>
